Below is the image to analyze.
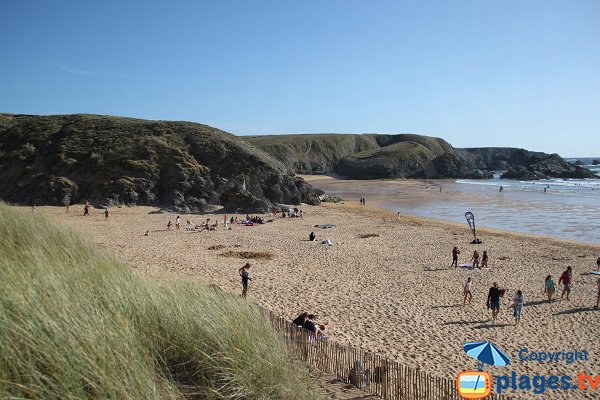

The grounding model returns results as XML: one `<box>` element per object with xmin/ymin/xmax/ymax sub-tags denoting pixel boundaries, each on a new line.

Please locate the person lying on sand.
<box><xmin>309</xmin><ymin>232</ymin><xmax>316</xmax><ymax>241</ymax></box>
<box><xmin>292</xmin><ymin>312</ymin><xmax>308</xmax><ymax>327</ymax></box>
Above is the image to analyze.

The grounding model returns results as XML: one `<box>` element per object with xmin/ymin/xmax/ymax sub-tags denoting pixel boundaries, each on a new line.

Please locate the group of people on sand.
<box><xmin>463</xmin><ymin>264</ymin><xmax>600</xmax><ymax>324</ymax></box>
<box><xmin>292</xmin><ymin>312</ymin><xmax>327</xmax><ymax>336</ymax></box>
<box><xmin>278</xmin><ymin>207</ymin><xmax>304</xmax><ymax>219</ymax></box>
<box><xmin>451</xmin><ymin>246</ymin><xmax>488</xmax><ymax>269</ymax></box>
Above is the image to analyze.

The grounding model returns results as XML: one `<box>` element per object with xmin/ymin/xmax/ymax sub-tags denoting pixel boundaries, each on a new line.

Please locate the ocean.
<box><xmin>308</xmin><ymin>159</ymin><xmax>600</xmax><ymax>245</ymax></box>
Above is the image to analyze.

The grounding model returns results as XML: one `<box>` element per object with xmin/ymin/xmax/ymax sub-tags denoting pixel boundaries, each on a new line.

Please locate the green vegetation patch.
<box><xmin>0</xmin><ymin>203</ymin><xmax>317</xmax><ymax>399</ymax></box>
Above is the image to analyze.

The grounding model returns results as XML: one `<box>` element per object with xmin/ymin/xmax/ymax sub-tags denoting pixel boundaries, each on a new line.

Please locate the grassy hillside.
<box><xmin>0</xmin><ymin>203</ymin><xmax>317</xmax><ymax>399</ymax></box>
<box><xmin>337</xmin><ymin>142</ymin><xmax>436</xmax><ymax>179</ymax></box>
<box><xmin>0</xmin><ymin>114</ymin><xmax>321</xmax><ymax>211</ymax></box>
<box><xmin>243</xmin><ymin>133</ymin><xmax>491</xmax><ymax>179</ymax></box>
<box><xmin>244</xmin><ymin>134</ymin><xmax>379</xmax><ymax>174</ymax></box>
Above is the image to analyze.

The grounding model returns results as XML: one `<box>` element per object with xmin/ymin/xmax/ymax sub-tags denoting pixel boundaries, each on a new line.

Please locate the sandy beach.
<box><xmin>31</xmin><ymin>199</ymin><xmax>600</xmax><ymax>399</ymax></box>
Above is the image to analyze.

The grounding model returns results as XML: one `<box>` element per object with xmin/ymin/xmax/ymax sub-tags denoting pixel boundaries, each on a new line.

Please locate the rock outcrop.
<box><xmin>464</xmin><ymin>148</ymin><xmax>596</xmax><ymax>180</ymax></box>
<box><xmin>0</xmin><ymin>114</ymin><xmax>322</xmax><ymax>211</ymax></box>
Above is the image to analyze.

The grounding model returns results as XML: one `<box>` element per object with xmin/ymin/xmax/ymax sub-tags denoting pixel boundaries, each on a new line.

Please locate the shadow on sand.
<box><xmin>473</xmin><ymin>323</ymin><xmax>512</xmax><ymax>329</ymax></box>
<box><xmin>431</xmin><ymin>304</ymin><xmax>463</xmax><ymax>309</ymax></box>
<box><xmin>442</xmin><ymin>319</ymin><xmax>489</xmax><ymax>326</ymax></box>
<box><xmin>554</xmin><ymin>307</ymin><xmax>599</xmax><ymax>316</ymax></box>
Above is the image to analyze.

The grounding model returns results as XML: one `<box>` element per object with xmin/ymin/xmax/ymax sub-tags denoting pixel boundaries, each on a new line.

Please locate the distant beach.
<box><xmin>304</xmin><ymin>174</ymin><xmax>600</xmax><ymax>245</ymax></box>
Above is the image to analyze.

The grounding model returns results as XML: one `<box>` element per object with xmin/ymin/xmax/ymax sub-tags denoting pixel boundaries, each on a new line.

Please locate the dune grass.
<box><xmin>0</xmin><ymin>203</ymin><xmax>317</xmax><ymax>399</ymax></box>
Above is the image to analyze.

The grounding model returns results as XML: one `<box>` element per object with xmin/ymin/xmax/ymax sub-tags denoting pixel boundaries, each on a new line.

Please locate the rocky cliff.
<box><xmin>244</xmin><ymin>134</ymin><xmax>492</xmax><ymax>179</ymax></box>
<box><xmin>0</xmin><ymin>114</ymin><xmax>321</xmax><ymax>212</ymax></box>
<box><xmin>464</xmin><ymin>148</ymin><xmax>597</xmax><ymax>180</ymax></box>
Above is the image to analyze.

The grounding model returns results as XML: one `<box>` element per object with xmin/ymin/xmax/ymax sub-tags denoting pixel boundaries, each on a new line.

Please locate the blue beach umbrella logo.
<box><xmin>463</xmin><ymin>341</ymin><xmax>511</xmax><ymax>371</ymax></box>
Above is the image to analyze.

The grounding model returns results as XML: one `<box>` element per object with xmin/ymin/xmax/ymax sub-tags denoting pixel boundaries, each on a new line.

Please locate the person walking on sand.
<box><xmin>559</xmin><ymin>266</ymin><xmax>572</xmax><ymax>300</ymax></box>
<box><xmin>464</xmin><ymin>277</ymin><xmax>473</xmax><ymax>304</ymax></box>
<box><xmin>512</xmin><ymin>290</ymin><xmax>525</xmax><ymax>324</ymax></box>
<box><xmin>175</xmin><ymin>216</ymin><xmax>181</xmax><ymax>230</ymax></box>
<box><xmin>471</xmin><ymin>250</ymin><xmax>480</xmax><ymax>269</ymax></box>
<box><xmin>481</xmin><ymin>251</ymin><xmax>488</xmax><ymax>268</ymax></box>
<box><xmin>239</xmin><ymin>263</ymin><xmax>252</xmax><ymax>298</ymax></box>
<box><xmin>544</xmin><ymin>275</ymin><xmax>556</xmax><ymax>302</ymax></box>
<box><xmin>167</xmin><ymin>220</ymin><xmax>172</xmax><ymax>230</ymax></box>
<box><xmin>451</xmin><ymin>246</ymin><xmax>460</xmax><ymax>268</ymax></box>
<box><xmin>596</xmin><ymin>256</ymin><xmax>600</xmax><ymax>271</ymax></box>
<box><xmin>487</xmin><ymin>282</ymin><xmax>502</xmax><ymax>322</ymax></box>
<box><xmin>83</xmin><ymin>204</ymin><xmax>90</xmax><ymax>216</ymax></box>
<box><xmin>104</xmin><ymin>208</ymin><xmax>109</xmax><ymax>220</ymax></box>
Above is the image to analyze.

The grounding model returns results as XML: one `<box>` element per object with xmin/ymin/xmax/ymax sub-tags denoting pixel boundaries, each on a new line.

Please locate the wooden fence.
<box><xmin>262</xmin><ymin>308</ymin><xmax>512</xmax><ymax>400</ymax></box>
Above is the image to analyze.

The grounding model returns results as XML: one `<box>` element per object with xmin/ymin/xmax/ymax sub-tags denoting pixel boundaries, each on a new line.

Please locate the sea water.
<box><xmin>311</xmin><ymin>160</ymin><xmax>600</xmax><ymax>244</ymax></box>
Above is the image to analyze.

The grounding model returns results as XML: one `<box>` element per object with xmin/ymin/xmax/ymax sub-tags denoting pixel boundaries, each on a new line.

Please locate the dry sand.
<box><xmin>32</xmin><ymin>201</ymin><xmax>600</xmax><ymax>399</ymax></box>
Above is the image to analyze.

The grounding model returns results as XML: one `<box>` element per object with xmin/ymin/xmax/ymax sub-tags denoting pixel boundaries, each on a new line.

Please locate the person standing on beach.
<box><xmin>596</xmin><ymin>256</ymin><xmax>600</xmax><ymax>271</ymax></box>
<box><xmin>83</xmin><ymin>204</ymin><xmax>89</xmax><ymax>216</ymax></box>
<box><xmin>463</xmin><ymin>277</ymin><xmax>473</xmax><ymax>304</ymax></box>
<box><xmin>104</xmin><ymin>208</ymin><xmax>109</xmax><ymax>220</ymax></box>
<box><xmin>167</xmin><ymin>220</ymin><xmax>172</xmax><ymax>230</ymax></box>
<box><xmin>481</xmin><ymin>251</ymin><xmax>488</xmax><ymax>268</ymax></box>
<box><xmin>239</xmin><ymin>263</ymin><xmax>252</xmax><ymax>298</ymax></box>
<box><xmin>512</xmin><ymin>290</ymin><xmax>525</xmax><ymax>324</ymax></box>
<box><xmin>544</xmin><ymin>275</ymin><xmax>556</xmax><ymax>302</ymax></box>
<box><xmin>558</xmin><ymin>266</ymin><xmax>572</xmax><ymax>300</ymax></box>
<box><xmin>451</xmin><ymin>246</ymin><xmax>460</xmax><ymax>268</ymax></box>
<box><xmin>175</xmin><ymin>216</ymin><xmax>181</xmax><ymax>230</ymax></box>
<box><xmin>487</xmin><ymin>282</ymin><xmax>501</xmax><ymax>322</ymax></box>
<box><xmin>471</xmin><ymin>250</ymin><xmax>480</xmax><ymax>269</ymax></box>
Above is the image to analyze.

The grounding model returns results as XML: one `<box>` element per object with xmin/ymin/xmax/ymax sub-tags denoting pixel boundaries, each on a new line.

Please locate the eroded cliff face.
<box><xmin>0</xmin><ymin>114</ymin><xmax>321</xmax><ymax>212</ymax></box>
<box><xmin>244</xmin><ymin>134</ymin><xmax>492</xmax><ymax>179</ymax></box>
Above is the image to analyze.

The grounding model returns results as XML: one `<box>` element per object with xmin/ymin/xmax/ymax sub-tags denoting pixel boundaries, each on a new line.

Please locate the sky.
<box><xmin>1</xmin><ymin>1</ymin><xmax>599</xmax><ymax>156</ymax></box>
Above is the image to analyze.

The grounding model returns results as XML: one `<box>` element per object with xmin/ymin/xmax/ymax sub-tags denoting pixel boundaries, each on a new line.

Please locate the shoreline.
<box><xmin>303</xmin><ymin>174</ymin><xmax>600</xmax><ymax>246</ymax></box>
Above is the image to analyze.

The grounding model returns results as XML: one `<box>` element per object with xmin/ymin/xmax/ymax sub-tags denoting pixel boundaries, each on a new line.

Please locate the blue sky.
<box><xmin>1</xmin><ymin>1</ymin><xmax>599</xmax><ymax>156</ymax></box>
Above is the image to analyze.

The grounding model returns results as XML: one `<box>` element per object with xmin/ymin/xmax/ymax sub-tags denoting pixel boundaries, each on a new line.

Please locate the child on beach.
<box><xmin>463</xmin><ymin>277</ymin><xmax>473</xmax><ymax>304</ymax></box>
<box><xmin>175</xmin><ymin>216</ymin><xmax>180</xmax><ymax>229</ymax></box>
<box><xmin>559</xmin><ymin>266</ymin><xmax>572</xmax><ymax>300</ymax></box>
<box><xmin>451</xmin><ymin>246</ymin><xmax>460</xmax><ymax>268</ymax></box>
<box><xmin>167</xmin><ymin>220</ymin><xmax>172</xmax><ymax>230</ymax></box>
<box><xmin>512</xmin><ymin>290</ymin><xmax>525</xmax><ymax>324</ymax></box>
<box><xmin>471</xmin><ymin>251</ymin><xmax>480</xmax><ymax>269</ymax></box>
<box><xmin>239</xmin><ymin>263</ymin><xmax>252</xmax><ymax>298</ymax></box>
<box><xmin>544</xmin><ymin>275</ymin><xmax>556</xmax><ymax>301</ymax></box>
<box><xmin>481</xmin><ymin>251</ymin><xmax>488</xmax><ymax>268</ymax></box>
<box><xmin>104</xmin><ymin>209</ymin><xmax>109</xmax><ymax>220</ymax></box>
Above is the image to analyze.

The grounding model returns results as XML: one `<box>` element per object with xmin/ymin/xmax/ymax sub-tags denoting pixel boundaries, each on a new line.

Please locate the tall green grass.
<box><xmin>0</xmin><ymin>203</ymin><xmax>317</xmax><ymax>399</ymax></box>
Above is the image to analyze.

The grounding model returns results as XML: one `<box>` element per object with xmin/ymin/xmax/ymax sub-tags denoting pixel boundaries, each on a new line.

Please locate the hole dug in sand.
<box><xmin>220</xmin><ymin>250</ymin><xmax>274</xmax><ymax>260</ymax></box>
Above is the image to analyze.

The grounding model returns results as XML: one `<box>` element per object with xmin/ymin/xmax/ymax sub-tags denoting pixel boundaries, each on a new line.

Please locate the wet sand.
<box><xmin>33</xmin><ymin>203</ymin><xmax>600</xmax><ymax>399</ymax></box>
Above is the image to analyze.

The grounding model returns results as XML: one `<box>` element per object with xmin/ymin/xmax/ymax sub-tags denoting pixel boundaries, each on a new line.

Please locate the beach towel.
<box><xmin>459</xmin><ymin>263</ymin><xmax>474</xmax><ymax>269</ymax></box>
<box><xmin>315</xmin><ymin>224</ymin><xmax>336</xmax><ymax>229</ymax></box>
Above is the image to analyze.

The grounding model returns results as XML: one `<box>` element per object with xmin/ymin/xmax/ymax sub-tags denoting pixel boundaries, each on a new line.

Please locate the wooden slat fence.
<box><xmin>262</xmin><ymin>308</ymin><xmax>512</xmax><ymax>400</ymax></box>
